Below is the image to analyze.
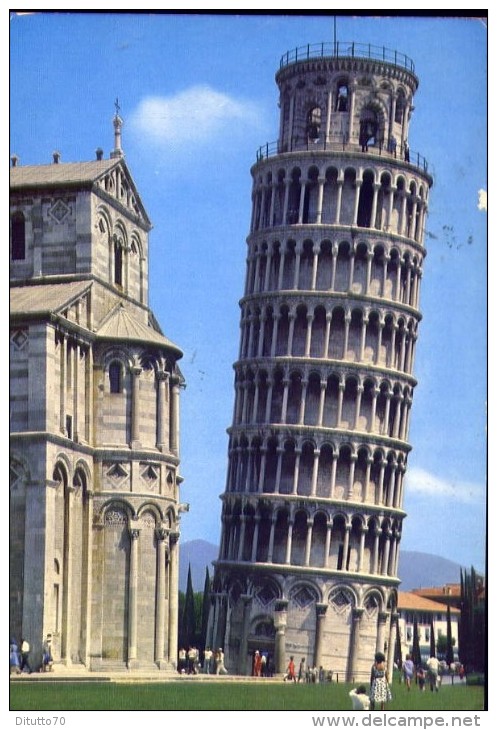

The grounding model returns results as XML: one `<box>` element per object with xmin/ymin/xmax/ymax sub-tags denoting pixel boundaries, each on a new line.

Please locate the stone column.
<box><xmin>59</xmin><ymin>334</ymin><xmax>66</xmax><ymax>434</ymax></box>
<box><xmin>238</xmin><ymin>594</ymin><xmax>253</xmax><ymax>675</ymax></box>
<box><xmin>314</xmin><ymin>603</ymin><xmax>328</xmax><ymax>669</ymax></box>
<box><xmin>156</xmin><ymin>371</ymin><xmax>169</xmax><ymax>451</ymax></box>
<box><xmin>168</xmin><ymin>532</ymin><xmax>180</xmax><ymax>666</ymax></box>
<box><xmin>373</xmin><ymin>528</ymin><xmax>381</xmax><ymax>573</ymax></box>
<box><xmin>305</xmin><ymin>314</ymin><xmax>313</xmax><ymax>356</ymax></box>
<box><xmin>285</xmin><ymin>518</ymin><xmax>294</xmax><ymax>564</ymax></box>
<box><xmin>330</xmin><ymin>242</ymin><xmax>338</xmax><ymax>287</ymax></box>
<box><xmin>354</xmin><ymin>385</ymin><xmax>363</xmax><ymax>430</ymax></box>
<box><xmin>342</xmin><ymin>525</ymin><xmax>351</xmax><ymax>570</ymax></box>
<box><xmin>127</xmin><ymin>526</ymin><xmax>140</xmax><ymax>667</ymax></box>
<box><xmin>292</xmin><ymin>450</ymin><xmax>301</xmax><ymax>495</ymax></box>
<box><xmin>370</xmin><ymin>183</ymin><xmax>380</xmax><ymax>228</ymax></box>
<box><xmin>324</xmin><ymin>313</ymin><xmax>332</xmax><ymax>357</ymax></box>
<box><xmin>324</xmin><ymin>520</ymin><xmax>332</xmax><ymax>567</ymax></box>
<box><xmin>347</xmin><ymin>454</ymin><xmax>357</xmax><ymax>499</ymax></box>
<box><xmin>387</xmin><ymin>613</ymin><xmax>398</xmax><ymax>682</ymax></box>
<box><xmin>334</xmin><ymin>181</ymin><xmax>343</xmax><ymax>226</ymax></box>
<box><xmin>155</xmin><ymin>528</ymin><xmax>168</xmax><ymax>667</ymax></box>
<box><xmin>131</xmin><ymin>366</ymin><xmax>141</xmax><ymax>447</ymax></box>
<box><xmin>310</xmin><ymin>449</ymin><xmax>320</xmax><ymax>497</ymax></box>
<box><xmin>251</xmin><ymin>515</ymin><xmax>261</xmax><ymax>561</ymax></box>
<box><xmin>273</xmin><ymin>600</ymin><xmax>288</xmax><ymax>674</ymax></box>
<box><xmin>170</xmin><ymin>377</ymin><xmax>181</xmax><ymax>455</ymax></box>
<box><xmin>330</xmin><ymin>452</ymin><xmax>338</xmax><ymax>499</ymax></box>
<box><xmin>370</xmin><ymin>387</ymin><xmax>379</xmax><ymax>433</ymax></box>
<box><xmin>358</xmin><ymin>525</ymin><xmax>367</xmax><ymax>573</ymax></box>
<box><xmin>316</xmin><ymin>180</ymin><xmax>325</xmax><ymax>226</ymax></box>
<box><xmin>298</xmin><ymin>380</ymin><xmax>308</xmax><ymax>425</ymax></box>
<box><xmin>73</xmin><ymin>341</ymin><xmax>80</xmax><ymax>440</ymax></box>
<box><xmin>84</xmin><ymin>345</ymin><xmax>93</xmax><ymax>442</ymax></box>
<box><xmin>61</xmin><ymin>484</ymin><xmax>75</xmax><ymax>664</ymax></box>
<box><xmin>347</xmin><ymin>608</ymin><xmax>364</xmax><ymax>682</ymax></box>
<box><xmin>304</xmin><ymin>518</ymin><xmax>313</xmax><ymax>566</ymax></box>
<box><xmin>376</xmin><ymin>611</ymin><xmax>389</xmax><ymax>654</ymax></box>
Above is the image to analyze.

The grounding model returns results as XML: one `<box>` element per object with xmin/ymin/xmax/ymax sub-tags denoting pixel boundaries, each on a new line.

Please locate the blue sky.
<box><xmin>9</xmin><ymin>12</ymin><xmax>488</xmax><ymax>574</ymax></box>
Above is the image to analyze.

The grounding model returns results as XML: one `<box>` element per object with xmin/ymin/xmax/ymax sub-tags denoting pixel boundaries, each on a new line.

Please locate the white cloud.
<box><xmin>128</xmin><ymin>86</ymin><xmax>262</xmax><ymax>147</ymax></box>
<box><xmin>405</xmin><ymin>466</ymin><xmax>485</xmax><ymax>504</ymax></box>
<box><xmin>477</xmin><ymin>188</ymin><xmax>487</xmax><ymax>211</ymax></box>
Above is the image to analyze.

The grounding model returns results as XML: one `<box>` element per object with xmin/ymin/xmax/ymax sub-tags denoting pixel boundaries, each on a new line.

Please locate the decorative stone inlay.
<box><xmin>364</xmin><ymin>594</ymin><xmax>380</xmax><ymax>617</ymax></box>
<box><xmin>329</xmin><ymin>588</ymin><xmax>353</xmax><ymax>614</ymax></box>
<box><xmin>105</xmin><ymin>462</ymin><xmax>129</xmax><ymax>489</ymax></box>
<box><xmin>140</xmin><ymin>463</ymin><xmax>159</xmax><ymax>490</ymax></box>
<box><xmin>104</xmin><ymin>509</ymin><xmax>128</xmax><ymax>526</ymax></box>
<box><xmin>290</xmin><ymin>585</ymin><xmax>317</xmax><ymax>609</ymax></box>
<box><xmin>10</xmin><ymin>329</ymin><xmax>28</xmax><ymax>350</ymax></box>
<box><xmin>49</xmin><ymin>198</ymin><xmax>70</xmax><ymax>223</ymax></box>
<box><xmin>255</xmin><ymin>583</ymin><xmax>278</xmax><ymax>607</ymax></box>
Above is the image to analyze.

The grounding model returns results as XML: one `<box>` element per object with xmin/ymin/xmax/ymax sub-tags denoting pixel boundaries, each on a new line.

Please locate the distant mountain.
<box><xmin>397</xmin><ymin>550</ymin><xmax>465</xmax><ymax>591</ymax></box>
<box><xmin>179</xmin><ymin>540</ymin><xmax>466</xmax><ymax>593</ymax></box>
<box><xmin>179</xmin><ymin>539</ymin><xmax>219</xmax><ymax>592</ymax></box>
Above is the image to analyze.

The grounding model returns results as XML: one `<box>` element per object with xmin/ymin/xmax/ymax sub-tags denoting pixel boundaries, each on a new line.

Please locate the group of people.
<box><xmin>252</xmin><ymin>650</ymin><xmax>274</xmax><ymax>677</ymax></box>
<box><xmin>284</xmin><ymin>656</ymin><xmax>332</xmax><ymax>684</ymax></box>
<box><xmin>349</xmin><ymin>651</ymin><xmax>392</xmax><ymax>711</ymax></box>
<box><xmin>402</xmin><ymin>653</ymin><xmax>444</xmax><ymax>692</ymax></box>
<box><xmin>178</xmin><ymin>646</ymin><xmax>227</xmax><ymax>675</ymax></box>
<box><xmin>10</xmin><ymin>635</ymin><xmax>53</xmax><ymax>675</ymax></box>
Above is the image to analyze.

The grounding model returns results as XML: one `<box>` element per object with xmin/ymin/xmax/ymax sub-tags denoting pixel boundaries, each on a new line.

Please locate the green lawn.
<box><xmin>10</xmin><ymin>679</ymin><xmax>485</xmax><ymax>712</ymax></box>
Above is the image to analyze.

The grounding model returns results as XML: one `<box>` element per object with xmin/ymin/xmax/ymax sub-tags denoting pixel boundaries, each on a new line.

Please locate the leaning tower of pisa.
<box><xmin>209</xmin><ymin>41</ymin><xmax>432</xmax><ymax>680</ymax></box>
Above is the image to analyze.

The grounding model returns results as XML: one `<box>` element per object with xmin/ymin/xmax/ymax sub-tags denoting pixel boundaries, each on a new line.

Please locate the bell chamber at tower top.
<box><xmin>250</xmin><ymin>43</ymin><xmax>432</xmax><ymax>240</ymax></box>
<box><xmin>254</xmin><ymin>41</ymin><xmax>431</xmax><ymax>178</ymax></box>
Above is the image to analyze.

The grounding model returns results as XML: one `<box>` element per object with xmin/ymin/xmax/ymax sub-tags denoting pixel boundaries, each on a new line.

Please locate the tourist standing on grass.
<box><xmin>369</xmin><ymin>651</ymin><xmax>392</xmax><ymax>710</ymax></box>
<box><xmin>203</xmin><ymin>647</ymin><xmax>212</xmax><ymax>674</ymax></box>
<box><xmin>402</xmin><ymin>653</ymin><xmax>415</xmax><ymax>691</ymax></box>
<box><xmin>426</xmin><ymin>655</ymin><xmax>440</xmax><ymax>692</ymax></box>
<box><xmin>349</xmin><ymin>685</ymin><xmax>370</xmax><ymax>710</ymax></box>
<box><xmin>284</xmin><ymin>655</ymin><xmax>296</xmax><ymax>682</ymax></box>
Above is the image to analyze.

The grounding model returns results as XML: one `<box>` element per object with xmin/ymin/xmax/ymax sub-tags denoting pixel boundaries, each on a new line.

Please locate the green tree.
<box><xmin>459</xmin><ymin>567</ymin><xmax>486</xmax><ymax>672</ymax></box>
<box><xmin>180</xmin><ymin>563</ymin><xmax>196</xmax><ymax>649</ymax></box>
<box><xmin>429</xmin><ymin>618</ymin><xmax>436</xmax><ymax>658</ymax></box>
<box><xmin>200</xmin><ymin>567</ymin><xmax>211</xmax><ymax>651</ymax></box>
<box><xmin>412</xmin><ymin>617</ymin><xmax>421</xmax><ymax>668</ymax></box>
<box><xmin>446</xmin><ymin>605</ymin><xmax>454</xmax><ymax>665</ymax></box>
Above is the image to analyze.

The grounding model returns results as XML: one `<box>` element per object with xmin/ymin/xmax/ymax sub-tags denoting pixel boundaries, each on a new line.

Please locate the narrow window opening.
<box><xmin>11</xmin><ymin>213</ymin><xmax>26</xmax><ymax>260</ymax></box>
<box><xmin>109</xmin><ymin>361</ymin><xmax>122</xmax><ymax>393</ymax></box>
<box><xmin>336</xmin><ymin>83</ymin><xmax>349</xmax><ymax>111</ymax></box>
<box><xmin>114</xmin><ymin>241</ymin><xmax>123</xmax><ymax>286</ymax></box>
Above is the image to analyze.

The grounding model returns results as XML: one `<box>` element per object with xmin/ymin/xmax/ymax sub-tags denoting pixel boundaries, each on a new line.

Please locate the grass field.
<box><xmin>10</xmin><ymin>679</ymin><xmax>485</xmax><ymax>712</ymax></box>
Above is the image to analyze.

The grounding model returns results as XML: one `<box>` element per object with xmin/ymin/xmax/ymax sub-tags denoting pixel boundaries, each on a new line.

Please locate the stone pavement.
<box><xmin>10</xmin><ymin>665</ymin><xmax>283</xmax><ymax>684</ymax></box>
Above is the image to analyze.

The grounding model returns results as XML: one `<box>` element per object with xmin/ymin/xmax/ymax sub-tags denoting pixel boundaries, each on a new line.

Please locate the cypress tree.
<box><xmin>181</xmin><ymin>563</ymin><xmax>196</xmax><ymax>649</ymax></box>
<box><xmin>446</xmin><ymin>605</ymin><xmax>454</xmax><ymax>665</ymax></box>
<box><xmin>200</xmin><ymin>566</ymin><xmax>211</xmax><ymax>651</ymax></box>
<box><xmin>429</xmin><ymin>618</ymin><xmax>436</xmax><ymax>658</ymax></box>
<box><xmin>412</xmin><ymin>616</ymin><xmax>421</xmax><ymax>668</ymax></box>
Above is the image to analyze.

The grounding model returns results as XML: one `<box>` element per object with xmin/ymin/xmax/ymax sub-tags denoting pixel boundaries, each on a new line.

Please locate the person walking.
<box><xmin>20</xmin><ymin>638</ymin><xmax>31</xmax><ymax>674</ymax></box>
<box><xmin>284</xmin><ymin>655</ymin><xmax>296</xmax><ymax>682</ymax></box>
<box><xmin>42</xmin><ymin>634</ymin><xmax>54</xmax><ymax>672</ymax></box>
<box><xmin>426</xmin><ymin>655</ymin><xmax>440</xmax><ymax>692</ymax></box>
<box><xmin>10</xmin><ymin>638</ymin><xmax>21</xmax><ymax>675</ymax></box>
<box><xmin>402</xmin><ymin>653</ymin><xmax>415</xmax><ymax>691</ymax></box>
<box><xmin>369</xmin><ymin>652</ymin><xmax>392</xmax><ymax>710</ymax></box>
